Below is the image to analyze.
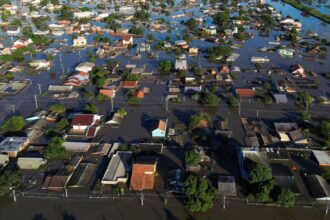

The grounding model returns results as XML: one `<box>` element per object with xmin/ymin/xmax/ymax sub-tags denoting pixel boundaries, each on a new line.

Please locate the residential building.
<box><xmin>101</xmin><ymin>151</ymin><xmax>133</xmax><ymax>185</ymax></box>
<box><xmin>7</xmin><ymin>26</ymin><xmax>21</xmax><ymax>36</ymax></box>
<box><xmin>150</xmin><ymin>119</ymin><xmax>168</xmax><ymax>138</ymax></box>
<box><xmin>71</xmin><ymin>114</ymin><xmax>101</xmax><ymax>131</ymax></box>
<box><xmin>75</xmin><ymin>62</ymin><xmax>95</xmax><ymax>73</ymax></box>
<box><xmin>175</xmin><ymin>59</ymin><xmax>187</xmax><ymax>70</ymax></box>
<box><xmin>122</xmin><ymin>35</ymin><xmax>133</xmax><ymax>46</ymax></box>
<box><xmin>64</xmin><ymin>72</ymin><xmax>90</xmax><ymax>87</ymax></box>
<box><xmin>130</xmin><ymin>156</ymin><xmax>157</xmax><ymax>191</ymax></box>
<box><xmin>73</xmin><ymin>36</ymin><xmax>87</xmax><ymax>47</ymax></box>
<box><xmin>0</xmin><ymin>137</ymin><xmax>29</xmax><ymax>158</ymax></box>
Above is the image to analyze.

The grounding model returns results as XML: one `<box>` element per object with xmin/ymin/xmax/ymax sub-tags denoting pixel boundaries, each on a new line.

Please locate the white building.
<box><xmin>73</xmin><ymin>11</ymin><xmax>96</xmax><ymax>19</ymax></box>
<box><xmin>175</xmin><ymin>59</ymin><xmax>188</xmax><ymax>70</ymax></box>
<box><xmin>75</xmin><ymin>62</ymin><xmax>95</xmax><ymax>73</ymax></box>
<box><xmin>73</xmin><ymin>36</ymin><xmax>87</xmax><ymax>47</ymax></box>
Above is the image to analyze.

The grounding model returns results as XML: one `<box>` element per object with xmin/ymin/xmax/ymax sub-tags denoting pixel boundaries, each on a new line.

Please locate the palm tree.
<box><xmin>297</xmin><ymin>92</ymin><xmax>313</xmax><ymax>112</ymax></box>
<box><xmin>48</xmin><ymin>103</ymin><xmax>66</xmax><ymax>115</ymax></box>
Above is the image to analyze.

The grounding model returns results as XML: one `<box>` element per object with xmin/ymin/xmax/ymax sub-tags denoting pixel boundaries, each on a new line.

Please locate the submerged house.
<box><xmin>130</xmin><ymin>156</ymin><xmax>157</xmax><ymax>191</ymax></box>
<box><xmin>149</xmin><ymin>118</ymin><xmax>168</xmax><ymax>138</ymax></box>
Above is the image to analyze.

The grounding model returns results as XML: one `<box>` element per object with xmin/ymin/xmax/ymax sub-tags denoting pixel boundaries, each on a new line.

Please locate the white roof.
<box><xmin>312</xmin><ymin>150</ymin><xmax>330</xmax><ymax>166</ymax></box>
<box><xmin>75</xmin><ymin>62</ymin><xmax>95</xmax><ymax>73</ymax></box>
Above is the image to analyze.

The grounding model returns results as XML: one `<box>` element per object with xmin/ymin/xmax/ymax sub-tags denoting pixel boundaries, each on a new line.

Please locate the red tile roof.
<box><xmin>120</xmin><ymin>81</ymin><xmax>138</xmax><ymax>88</ymax></box>
<box><xmin>235</xmin><ymin>88</ymin><xmax>256</xmax><ymax>97</ymax></box>
<box><xmin>130</xmin><ymin>163</ymin><xmax>156</xmax><ymax>191</ymax></box>
<box><xmin>122</xmin><ymin>35</ymin><xmax>132</xmax><ymax>41</ymax></box>
<box><xmin>100</xmin><ymin>89</ymin><xmax>115</xmax><ymax>98</ymax></box>
<box><xmin>71</xmin><ymin>114</ymin><xmax>95</xmax><ymax>126</ymax></box>
<box><xmin>86</xmin><ymin>126</ymin><xmax>97</xmax><ymax>138</ymax></box>
<box><xmin>135</xmin><ymin>90</ymin><xmax>144</xmax><ymax>99</ymax></box>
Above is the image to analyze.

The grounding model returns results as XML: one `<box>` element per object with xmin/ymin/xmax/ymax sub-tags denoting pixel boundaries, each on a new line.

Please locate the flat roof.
<box><xmin>312</xmin><ymin>150</ymin><xmax>330</xmax><ymax>166</ymax></box>
<box><xmin>0</xmin><ymin>137</ymin><xmax>28</xmax><ymax>153</ymax></box>
<box><xmin>218</xmin><ymin>176</ymin><xmax>237</xmax><ymax>197</ymax></box>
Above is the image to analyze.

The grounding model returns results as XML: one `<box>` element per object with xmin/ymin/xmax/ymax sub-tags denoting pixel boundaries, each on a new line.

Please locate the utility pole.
<box><xmin>326</xmin><ymin>198</ymin><xmax>329</xmax><ymax>215</ymax></box>
<box><xmin>165</xmin><ymin>96</ymin><xmax>168</xmax><ymax>112</ymax></box>
<box><xmin>110</xmin><ymin>98</ymin><xmax>114</xmax><ymax>111</ymax></box>
<box><xmin>38</xmin><ymin>84</ymin><xmax>41</xmax><ymax>95</ymax></box>
<box><xmin>11</xmin><ymin>188</ymin><xmax>16</xmax><ymax>202</ymax></box>
<box><xmin>238</xmin><ymin>96</ymin><xmax>241</xmax><ymax>116</ymax></box>
<box><xmin>11</xmin><ymin>105</ymin><xmax>15</xmax><ymax>114</ymax></box>
<box><xmin>140</xmin><ymin>192</ymin><xmax>144</xmax><ymax>207</ymax></box>
<box><xmin>223</xmin><ymin>195</ymin><xmax>226</xmax><ymax>209</ymax></box>
<box><xmin>65</xmin><ymin>188</ymin><xmax>68</xmax><ymax>198</ymax></box>
<box><xmin>256</xmin><ymin>109</ymin><xmax>259</xmax><ymax>118</ymax></box>
<box><xmin>34</xmin><ymin>94</ymin><xmax>38</xmax><ymax>109</ymax></box>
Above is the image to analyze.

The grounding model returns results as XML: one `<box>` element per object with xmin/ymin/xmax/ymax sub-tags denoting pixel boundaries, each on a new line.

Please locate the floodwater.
<box><xmin>0</xmin><ymin>196</ymin><xmax>328</xmax><ymax>220</ymax></box>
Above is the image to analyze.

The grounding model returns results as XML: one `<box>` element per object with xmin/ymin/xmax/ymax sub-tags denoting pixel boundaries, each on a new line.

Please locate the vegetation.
<box><xmin>185</xmin><ymin>150</ymin><xmax>201</xmax><ymax>166</ymax></box>
<box><xmin>213</xmin><ymin>10</ymin><xmax>230</xmax><ymax>28</ymax></box>
<box><xmin>134</xmin><ymin>10</ymin><xmax>150</xmax><ymax>21</ymax></box>
<box><xmin>83</xmin><ymin>103</ymin><xmax>99</xmax><ymax>114</ymax></box>
<box><xmin>208</xmin><ymin>46</ymin><xmax>232</xmax><ymax>61</ymax></box>
<box><xmin>117</xmin><ymin>108</ymin><xmax>128</xmax><ymax>117</ymax></box>
<box><xmin>320</xmin><ymin>121</ymin><xmax>330</xmax><ymax>148</ymax></box>
<box><xmin>44</xmin><ymin>136</ymin><xmax>69</xmax><ymax>160</ymax></box>
<box><xmin>59</xmin><ymin>5</ymin><xmax>73</xmax><ymax>21</ymax></box>
<box><xmin>158</xmin><ymin>60</ymin><xmax>172</xmax><ymax>74</ymax></box>
<box><xmin>0</xmin><ymin>168</ymin><xmax>21</xmax><ymax>197</ymax></box>
<box><xmin>96</xmin><ymin>93</ymin><xmax>109</xmax><ymax>102</ymax></box>
<box><xmin>184</xmin><ymin>175</ymin><xmax>217</xmax><ymax>212</ymax></box>
<box><xmin>1</xmin><ymin>115</ymin><xmax>25</xmax><ymax>135</ymax></box>
<box><xmin>282</xmin><ymin>0</ymin><xmax>330</xmax><ymax>24</ymax></box>
<box><xmin>128</xmin><ymin>27</ymin><xmax>144</xmax><ymax>36</ymax></box>
<box><xmin>248</xmin><ymin>163</ymin><xmax>272</xmax><ymax>184</ymax></box>
<box><xmin>48</xmin><ymin>103</ymin><xmax>66</xmax><ymax>114</ymax></box>
<box><xmin>200</xmin><ymin>92</ymin><xmax>219</xmax><ymax>107</ymax></box>
<box><xmin>277</xmin><ymin>187</ymin><xmax>296</xmax><ymax>208</ymax></box>
<box><xmin>228</xmin><ymin>96</ymin><xmax>239</xmax><ymax>108</ymax></box>
<box><xmin>189</xmin><ymin>113</ymin><xmax>210</xmax><ymax>131</ymax></box>
<box><xmin>54</xmin><ymin>119</ymin><xmax>70</xmax><ymax>132</ymax></box>
<box><xmin>297</xmin><ymin>91</ymin><xmax>313</xmax><ymax>112</ymax></box>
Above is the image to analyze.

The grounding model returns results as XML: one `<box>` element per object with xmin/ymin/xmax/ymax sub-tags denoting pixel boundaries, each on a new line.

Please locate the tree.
<box><xmin>48</xmin><ymin>103</ymin><xmax>66</xmax><ymax>114</ymax></box>
<box><xmin>59</xmin><ymin>5</ymin><xmax>73</xmax><ymax>20</ymax></box>
<box><xmin>200</xmin><ymin>92</ymin><xmax>219</xmax><ymax>107</ymax></box>
<box><xmin>248</xmin><ymin>163</ymin><xmax>272</xmax><ymax>184</ymax></box>
<box><xmin>254</xmin><ymin>180</ymin><xmax>274</xmax><ymax>202</ymax></box>
<box><xmin>1</xmin><ymin>9</ymin><xmax>10</xmax><ymax>22</ymax></box>
<box><xmin>11</xmin><ymin>18</ymin><xmax>22</xmax><ymax>27</ymax></box>
<box><xmin>54</xmin><ymin>119</ymin><xmax>69</xmax><ymax>132</ymax></box>
<box><xmin>189</xmin><ymin>113</ymin><xmax>210</xmax><ymax>131</ymax></box>
<box><xmin>185</xmin><ymin>150</ymin><xmax>201</xmax><ymax>166</ymax></box>
<box><xmin>185</xmin><ymin>18</ymin><xmax>198</xmax><ymax>30</ymax></box>
<box><xmin>208</xmin><ymin>46</ymin><xmax>232</xmax><ymax>61</ymax></box>
<box><xmin>228</xmin><ymin>96</ymin><xmax>239</xmax><ymax>108</ymax></box>
<box><xmin>128</xmin><ymin>27</ymin><xmax>144</xmax><ymax>35</ymax></box>
<box><xmin>117</xmin><ymin>108</ymin><xmax>128</xmax><ymax>117</ymax></box>
<box><xmin>213</xmin><ymin>10</ymin><xmax>230</xmax><ymax>27</ymax></box>
<box><xmin>184</xmin><ymin>175</ymin><xmax>217</xmax><ymax>212</ymax></box>
<box><xmin>297</xmin><ymin>91</ymin><xmax>313</xmax><ymax>112</ymax></box>
<box><xmin>320</xmin><ymin>121</ymin><xmax>330</xmax><ymax>140</ymax></box>
<box><xmin>83</xmin><ymin>103</ymin><xmax>99</xmax><ymax>114</ymax></box>
<box><xmin>1</xmin><ymin>115</ymin><xmax>25</xmax><ymax>135</ymax></box>
<box><xmin>96</xmin><ymin>93</ymin><xmax>109</xmax><ymax>102</ymax></box>
<box><xmin>22</xmin><ymin>26</ymin><xmax>34</xmax><ymax>38</ymax></box>
<box><xmin>158</xmin><ymin>60</ymin><xmax>172</xmax><ymax>74</ymax></box>
<box><xmin>44</xmin><ymin>136</ymin><xmax>69</xmax><ymax>160</ymax></box>
<box><xmin>0</xmin><ymin>168</ymin><xmax>21</xmax><ymax>197</ymax></box>
<box><xmin>32</xmin><ymin>35</ymin><xmax>49</xmax><ymax>46</ymax></box>
<box><xmin>277</xmin><ymin>188</ymin><xmax>296</xmax><ymax>208</ymax></box>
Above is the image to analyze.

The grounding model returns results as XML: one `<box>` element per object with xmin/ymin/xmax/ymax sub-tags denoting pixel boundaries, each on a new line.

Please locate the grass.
<box><xmin>282</xmin><ymin>0</ymin><xmax>330</xmax><ymax>24</ymax></box>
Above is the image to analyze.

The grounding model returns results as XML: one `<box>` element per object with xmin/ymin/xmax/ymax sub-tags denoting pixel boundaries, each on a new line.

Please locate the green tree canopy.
<box><xmin>158</xmin><ymin>60</ymin><xmax>172</xmax><ymax>74</ymax></box>
<box><xmin>189</xmin><ymin>113</ymin><xmax>210</xmax><ymax>131</ymax></box>
<box><xmin>277</xmin><ymin>187</ymin><xmax>296</xmax><ymax>208</ymax></box>
<box><xmin>48</xmin><ymin>103</ymin><xmax>66</xmax><ymax>114</ymax></box>
<box><xmin>1</xmin><ymin>115</ymin><xmax>25</xmax><ymax>135</ymax></box>
<box><xmin>184</xmin><ymin>175</ymin><xmax>217</xmax><ymax>212</ymax></box>
<box><xmin>200</xmin><ymin>92</ymin><xmax>219</xmax><ymax>107</ymax></box>
<box><xmin>83</xmin><ymin>103</ymin><xmax>99</xmax><ymax>114</ymax></box>
<box><xmin>185</xmin><ymin>150</ymin><xmax>201</xmax><ymax>166</ymax></box>
<box><xmin>44</xmin><ymin>136</ymin><xmax>69</xmax><ymax>160</ymax></box>
<box><xmin>0</xmin><ymin>168</ymin><xmax>21</xmax><ymax>197</ymax></box>
<box><xmin>248</xmin><ymin>163</ymin><xmax>273</xmax><ymax>184</ymax></box>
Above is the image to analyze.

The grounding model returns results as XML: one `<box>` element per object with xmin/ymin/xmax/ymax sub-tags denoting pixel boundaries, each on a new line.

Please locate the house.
<box><xmin>235</xmin><ymin>88</ymin><xmax>256</xmax><ymax>97</ymax></box>
<box><xmin>0</xmin><ymin>137</ymin><xmax>29</xmax><ymax>158</ymax></box>
<box><xmin>99</xmin><ymin>89</ymin><xmax>116</xmax><ymax>98</ymax></box>
<box><xmin>71</xmin><ymin>114</ymin><xmax>101</xmax><ymax>131</ymax></box>
<box><xmin>130</xmin><ymin>156</ymin><xmax>157</xmax><ymax>191</ymax></box>
<box><xmin>28</xmin><ymin>60</ymin><xmax>51</xmax><ymax>70</ymax></box>
<box><xmin>73</xmin><ymin>36</ymin><xmax>87</xmax><ymax>47</ymax></box>
<box><xmin>150</xmin><ymin>119</ymin><xmax>168</xmax><ymax>138</ymax></box>
<box><xmin>75</xmin><ymin>62</ymin><xmax>95</xmax><ymax>73</ymax></box>
<box><xmin>214</xmin><ymin>119</ymin><xmax>233</xmax><ymax>138</ymax></box>
<box><xmin>311</xmin><ymin>150</ymin><xmax>330</xmax><ymax>167</ymax></box>
<box><xmin>290</xmin><ymin>64</ymin><xmax>306</xmax><ymax>78</ymax></box>
<box><xmin>226</xmin><ymin>53</ymin><xmax>240</xmax><ymax>62</ymax></box>
<box><xmin>174</xmin><ymin>40</ymin><xmax>188</xmax><ymax>48</ymax></box>
<box><xmin>137</xmin><ymin>43</ymin><xmax>150</xmax><ymax>53</ymax></box>
<box><xmin>7</xmin><ymin>26</ymin><xmax>21</xmax><ymax>36</ymax></box>
<box><xmin>0</xmin><ymin>154</ymin><xmax>9</xmax><ymax>167</ymax></box>
<box><xmin>64</xmin><ymin>72</ymin><xmax>90</xmax><ymax>87</ymax></box>
<box><xmin>13</xmin><ymin>38</ymin><xmax>33</xmax><ymax>47</ymax></box>
<box><xmin>273</xmin><ymin>93</ymin><xmax>288</xmax><ymax>104</ymax></box>
<box><xmin>42</xmin><ymin>175</ymin><xmax>69</xmax><ymax>192</ymax></box>
<box><xmin>278</xmin><ymin>48</ymin><xmax>294</xmax><ymax>58</ymax></box>
<box><xmin>105</xmin><ymin>113</ymin><xmax>124</xmax><ymax>127</ymax></box>
<box><xmin>204</xmin><ymin>27</ymin><xmax>217</xmax><ymax>35</ymax></box>
<box><xmin>101</xmin><ymin>151</ymin><xmax>133</xmax><ymax>185</ymax></box>
<box><xmin>219</xmin><ymin>66</ymin><xmax>230</xmax><ymax>74</ymax></box>
<box><xmin>135</xmin><ymin>90</ymin><xmax>145</xmax><ymax>99</ymax></box>
<box><xmin>189</xmin><ymin>47</ymin><xmax>198</xmax><ymax>55</ymax></box>
<box><xmin>73</xmin><ymin>11</ymin><xmax>96</xmax><ymax>19</ymax></box>
<box><xmin>2</xmin><ymin>4</ymin><xmax>17</xmax><ymax>14</ymax></box>
<box><xmin>120</xmin><ymin>80</ymin><xmax>138</xmax><ymax>88</ymax></box>
<box><xmin>175</xmin><ymin>59</ymin><xmax>187</xmax><ymax>70</ymax></box>
<box><xmin>66</xmin><ymin>162</ymin><xmax>97</xmax><ymax>188</ymax></box>
<box><xmin>63</xmin><ymin>142</ymin><xmax>91</xmax><ymax>152</ymax></box>
<box><xmin>304</xmin><ymin>175</ymin><xmax>330</xmax><ymax>201</ymax></box>
<box><xmin>122</xmin><ymin>35</ymin><xmax>133</xmax><ymax>46</ymax></box>
<box><xmin>17</xmin><ymin>157</ymin><xmax>47</xmax><ymax>169</ymax></box>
